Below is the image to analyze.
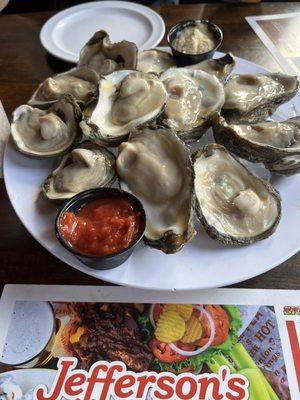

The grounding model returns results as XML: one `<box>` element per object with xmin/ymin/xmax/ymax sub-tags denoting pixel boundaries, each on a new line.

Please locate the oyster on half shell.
<box><xmin>222</xmin><ymin>73</ymin><xmax>299</xmax><ymax>124</ymax></box>
<box><xmin>28</xmin><ymin>66</ymin><xmax>99</xmax><ymax>108</ymax></box>
<box><xmin>117</xmin><ymin>126</ymin><xmax>196</xmax><ymax>253</ymax></box>
<box><xmin>78</xmin><ymin>30</ymin><xmax>137</xmax><ymax>75</ymax></box>
<box><xmin>80</xmin><ymin>70</ymin><xmax>167</xmax><ymax>146</ymax></box>
<box><xmin>137</xmin><ymin>49</ymin><xmax>176</xmax><ymax>75</ymax></box>
<box><xmin>266</xmin><ymin>155</ymin><xmax>300</xmax><ymax>176</ymax></box>
<box><xmin>11</xmin><ymin>95</ymin><xmax>81</xmax><ymax>158</ymax></box>
<box><xmin>159</xmin><ymin>68</ymin><xmax>225</xmax><ymax>142</ymax></box>
<box><xmin>193</xmin><ymin>143</ymin><xmax>281</xmax><ymax>245</ymax></box>
<box><xmin>43</xmin><ymin>142</ymin><xmax>116</xmax><ymax>201</ymax></box>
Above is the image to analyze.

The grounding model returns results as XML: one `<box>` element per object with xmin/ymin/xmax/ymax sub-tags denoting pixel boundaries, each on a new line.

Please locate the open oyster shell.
<box><xmin>186</xmin><ymin>53</ymin><xmax>236</xmax><ymax>83</ymax></box>
<box><xmin>212</xmin><ymin>114</ymin><xmax>300</xmax><ymax>163</ymax></box>
<box><xmin>266</xmin><ymin>155</ymin><xmax>300</xmax><ymax>176</ymax></box>
<box><xmin>80</xmin><ymin>70</ymin><xmax>167</xmax><ymax>146</ymax></box>
<box><xmin>159</xmin><ymin>68</ymin><xmax>225</xmax><ymax>142</ymax></box>
<box><xmin>137</xmin><ymin>49</ymin><xmax>176</xmax><ymax>75</ymax></box>
<box><xmin>43</xmin><ymin>141</ymin><xmax>116</xmax><ymax>201</ymax></box>
<box><xmin>78</xmin><ymin>30</ymin><xmax>137</xmax><ymax>75</ymax></box>
<box><xmin>28</xmin><ymin>66</ymin><xmax>99</xmax><ymax>108</ymax></box>
<box><xmin>117</xmin><ymin>126</ymin><xmax>196</xmax><ymax>253</ymax></box>
<box><xmin>222</xmin><ymin>73</ymin><xmax>299</xmax><ymax>124</ymax></box>
<box><xmin>193</xmin><ymin>143</ymin><xmax>281</xmax><ymax>245</ymax></box>
<box><xmin>11</xmin><ymin>94</ymin><xmax>82</xmax><ymax>158</ymax></box>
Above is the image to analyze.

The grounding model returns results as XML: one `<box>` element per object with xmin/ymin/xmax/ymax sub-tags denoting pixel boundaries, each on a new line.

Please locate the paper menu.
<box><xmin>0</xmin><ymin>285</ymin><xmax>299</xmax><ymax>400</ymax></box>
<box><xmin>246</xmin><ymin>12</ymin><xmax>300</xmax><ymax>75</ymax></box>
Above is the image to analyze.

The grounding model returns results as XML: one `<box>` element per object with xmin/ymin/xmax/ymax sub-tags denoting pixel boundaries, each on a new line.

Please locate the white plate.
<box><xmin>4</xmin><ymin>52</ymin><xmax>300</xmax><ymax>291</ymax></box>
<box><xmin>0</xmin><ymin>369</ymin><xmax>57</xmax><ymax>394</ymax></box>
<box><xmin>40</xmin><ymin>1</ymin><xmax>165</xmax><ymax>62</ymax></box>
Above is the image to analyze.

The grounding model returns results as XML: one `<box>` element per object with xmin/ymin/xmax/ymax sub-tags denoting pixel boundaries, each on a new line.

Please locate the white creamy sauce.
<box><xmin>172</xmin><ymin>22</ymin><xmax>216</xmax><ymax>55</ymax></box>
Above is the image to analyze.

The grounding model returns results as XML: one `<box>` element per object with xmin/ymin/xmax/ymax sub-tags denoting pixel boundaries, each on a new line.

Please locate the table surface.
<box><xmin>0</xmin><ymin>2</ymin><xmax>299</xmax><ymax>295</ymax></box>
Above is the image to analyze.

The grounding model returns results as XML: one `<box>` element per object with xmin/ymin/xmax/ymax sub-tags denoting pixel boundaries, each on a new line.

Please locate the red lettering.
<box><xmin>226</xmin><ymin>377</ymin><xmax>248</xmax><ymax>400</ymax></box>
<box><xmin>84</xmin><ymin>364</ymin><xmax>123</xmax><ymax>400</ymax></box>
<box><xmin>65</xmin><ymin>373</ymin><xmax>86</xmax><ymax>397</ymax></box>
<box><xmin>114</xmin><ymin>375</ymin><xmax>135</xmax><ymax>398</ymax></box>
<box><xmin>175</xmin><ymin>377</ymin><xmax>197</xmax><ymax>399</ymax></box>
<box><xmin>153</xmin><ymin>376</ymin><xmax>175</xmax><ymax>399</ymax></box>
<box><xmin>136</xmin><ymin>375</ymin><xmax>156</xmax><ymax>398</ymax></box>
<box><xmin>198</xmin><ymin>377</ymin><xmax>223</xmax><ymax>400</ymax></box>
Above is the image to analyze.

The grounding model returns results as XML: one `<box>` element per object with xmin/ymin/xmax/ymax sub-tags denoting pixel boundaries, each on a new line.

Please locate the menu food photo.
<box><xmin>0</xmin><ymin>1</ymin><xmax>300</xmax><ymax>399</ymax></box>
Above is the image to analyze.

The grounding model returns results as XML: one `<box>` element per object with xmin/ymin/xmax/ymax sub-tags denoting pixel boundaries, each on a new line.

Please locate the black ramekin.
<box><xmin>167</xmin><ymin>19</ymin><xmax>223</xmax><ymax>67</ymax></box>
<box><xmin>55</xmin><ymin>188</ymin><xmax>146</xmax><ymax>270</ymax></box>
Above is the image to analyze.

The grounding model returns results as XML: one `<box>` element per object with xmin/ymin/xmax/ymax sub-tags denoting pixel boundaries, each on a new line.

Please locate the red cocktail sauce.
<box><xmin>59</xmin><ymin>197</ymin><xmax>143</xmax><ymax>256</ymax></box>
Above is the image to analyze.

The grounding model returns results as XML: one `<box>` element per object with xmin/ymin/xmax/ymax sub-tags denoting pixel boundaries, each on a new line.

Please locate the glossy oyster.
<box><xmin>117</xmin><ymin>126</ymin><xmax>196</xmax><ymax>253</ymax></box>
<box><xmin>159</xmin><ymin>68</ymin><xmax>225</xmax><ymax>142</ymax></box>
<box><xmin>28</xmin><ymin>66</ymin><xmax>99</xmax><ymax>108</ymax></box>
<box><xmin>222</xmin><ymin>73</ymin><xmax>299</xmax><ymax>123</ymax></box>
<box><xmin>186</xmin><ymin>53</ymin><xmax>235</xmax><ymax>83</ymax></box>
<box><xmin>80</xmin><ymin>70</ymin><xmax>167</xmax><ymax>146</ymax></box>
<box><xmin>213</xmin><ymin>114</ymin><xmax>300</xmax><ymax>164</ymax></box>
<box><xmin>137</xmin><ymin>49</ymin><xmax>176</xmax><ymax>75</ymax></box>
<box><xmin>78</xmin><ymin>30</ymin><xmax>137</xmax><ymax>75</ymax></box>
<box><xmin>266</xmin><ymin>155</ymin><xmax>300</xmax><ymax>176</ymax></box>
<box><xmin>43</xmin><ymin>142</ymin><xmax>116</xmax><ymax>200</ymax></box>
<box><xmin>11</xmin><ymin>95</ymin><xmax>81</xmax><ymax>158</ymax></box>
<box><xmin>193</xmin><ymin>143</ymin><xmax>281</xmax><ymax>245</ymax></box>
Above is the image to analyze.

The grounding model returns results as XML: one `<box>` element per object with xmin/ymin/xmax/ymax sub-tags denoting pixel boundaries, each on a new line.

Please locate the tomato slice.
<box><xmin>149</xmin><ymin>339</ymin><xmax>195</xmax><ymax>364</ymax></box>
<box><xmin>152</xmin><ymin>304</ymin><xmax>164</xmax><ymax>322</ymax></box>
<box><xmin>196</xmin><ymin>305</ymin><xmax>229</xmax><ymax>347</ymax></box>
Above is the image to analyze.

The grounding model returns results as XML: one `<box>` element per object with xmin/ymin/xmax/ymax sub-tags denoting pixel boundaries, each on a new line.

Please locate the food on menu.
<box><xmin>59</xmin><ymin>196</ymin><xmax>144</xmax><ymax>256</ymax></box>
<box><xmin>9</xmin><ymin>25</ymin><xmax>300</xmax><ymax>259</ymax></box>
<box><xmin>43</xmin><ymin>142</ymin><xmax>116</xmax><ymax>200</ymax></box>
<box><xmin>221</xmin><ymin>73</ymin><xmax>299</xmax><ymax>124</ymax></box>
<box><xmin>0</xmin><ymin>375</ymin><xmax>24</xmax><ymax>400</ymax></box>
<box><xmin>171</xmin><ymin>21</ymin><xmax>216</xmax><ymax>55</ymax></box>
<box><xmin>193</xmin><ymin>144</ymin><xmax>281</xmax><ymax>245</ymax></box>
<box><xmin>117</xmin><ymin>126</ymin><xmax>195</xmax><ymax>253</ymax></box>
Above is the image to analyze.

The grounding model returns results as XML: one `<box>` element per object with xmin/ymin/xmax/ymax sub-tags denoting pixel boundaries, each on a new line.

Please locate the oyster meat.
<box><xmin>78</xmin><ymin>30</ymin><xmax>137</xmax><ymax>75</ymax></box>
<box><xmin>43</xmin><ymin>142</ymin><xmax>116</xmax><ymax>200</ymax></box>
<box><xmin>222</xmin><ymin>73</ymin><xmax>299</xmax><ymax>123</ymax></box>
<box><xmin>137</xmin><ymin>49</ymin><xmax>176</xmax><ymax>75</ymax></box>
<box><xmin>11</xmin><ymin>95</ymin><xmax>81</xmax><ymax>158</ymax></box>
<box><xmin>28</xmin><ymin>66</ymin><xmax>99</xmax><ymax>108</ymax></box>
<box><xmin>159</xmin><ymin>68</ymin><xmax>225</xmax><ymax>142</ymax></box>
<box><xmin>186</xmin><ymin>53</ymin><xmax>235</xmax><ymax>83</ymax></box>
<box><xmin>193</xmin><ymin>143</ymin><xmax>281</xmax><ymax>245</ymax></box>
<box><xmin>117</xmin><ymin>126</ymin><xmax>196</xmax><ymax>253</ymax></box>
<box><xmin>80</xmin><ymin>70</ymin><xmax>167</xmax><ymax>146</ymax></box>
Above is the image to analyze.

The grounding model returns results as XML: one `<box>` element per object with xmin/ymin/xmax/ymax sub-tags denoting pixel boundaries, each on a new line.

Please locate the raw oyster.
<box><xmin>117</xmin><ymin>126</ymin><xmax>196</xmax><ymax>253</ymax></box>
<box><xmin>28</xmin><ymin>66</ymin><xmax>99</xmax><ymax>108</ymax></box>
<box><xmin>137</xmin><ymin>49</ymin><xmax>176</xmax><ymax>75</ymax></box>
<box><xmin>78</xmin><ymin>30</ymin><xmax>137</xmax><ymax>75</ymax></box>
<box><xmin>193</xmin><ymin>143</ymin><xmax>281</xmax><ymax>245</ymax></box>
<box><xmin>186</xmin><ymin>53</ymin><xmax>235</xmax><ymax>83</ymax></box>
<box><xmin>11</xmin><ymin>95</ymin><xmax>81</xmax><ymax>158</ymax></box>
<box><xmin>266</xmin><ymin>155</ymin><xmax>300</xmax><ymax>176</ymax></box>
<box><xmin>43</xmin><ymin>142</ymin><xmax>116</xmax><ymax>200</ymax></box>
<box><xmin>222</xmin><ymin>73</ymin><xmax>299</xmax><ymax>123</ymax></box>
<box><xmin>80</xmin><ymin>70</ymin><xmax>167</xmax><ymax>146</ymax></box>
<box><xmin>159</xmin><ymin>68</ymin><xmax>224</xmax><ymax>142</ymax></box>
<box><xmin>213</xmin><ymin>114</ymin><xmax>300</xmax><ymax>163</ymax></box>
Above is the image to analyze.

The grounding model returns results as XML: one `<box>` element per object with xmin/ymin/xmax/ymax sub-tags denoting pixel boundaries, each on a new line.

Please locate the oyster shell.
<box><xmin>159</xmin><ymin>68</ymin><xmax>225</xmax><ymax>142</ymax></box>
<box><xmin>213</xmin><ymin>114</ymin><xmax>300</xmax><ymax>163</ymax></box>
<box><xmin>193</xmin><ymin>143</ymin><xmax>281</xmax><ymax>245</ymax></box>
<box><xmin>80</xmin><ymin>70</ymin><xmax>167</xmax><ymax>146</ymax></box>
<box><xmin>78</xmin><ymin>30</ymin><xmax>137</xmax><ymax>75</ymax></box>
<box><xmin>28</xmin><ymin>66</ymin><xmax>99</xmax><ymax>108</ymax></box>
<box><xmin>117</xmin><ymin>126</ymin><xmax>196</xmax><ymax>253</ymax></box>
<box><xmin>222</xmin><ymin>73</ymin><xmax>299</xmax><ymax>123</ymax></box>
<box><xmin>137</xmin><ymin>49</ymin><xmax>176</xmax><ymax>75</ymax></box>
<box><xmin>266</xmin><ymin>155</ymin><xmax>300</xmax><ymax>176</ymax></box>
<box><xmin>11</xmin><ymin>95</ymin><xmax>82</xmax><ymax>158</ymax></box>
<box><xmin>186</xmin><ymin>53</ymin><xmax>236</xmax><ymax>83</ymax></box>
<box><xmin>43</xmin><ymin>142</ymin><xmax>116</xmax><ymax>200</ymax></box>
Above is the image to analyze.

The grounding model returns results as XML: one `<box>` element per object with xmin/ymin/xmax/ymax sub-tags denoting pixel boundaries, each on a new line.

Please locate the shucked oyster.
<box><xmin>78</xmin><ymin>30</ymin><xmax>137</xmax><ymax>75</ymax></box>
<box><xmin>222</xmin><ymin>73</ymin><xmax>299</xmax><ymax>124</ymax></box>
<box><xmin>11</xmin><ymin>95</ymin><xmax>81</xmax><ymax>158</ymax></box>
<box><xmin>28</xmin><ymin>66</ymin><xmax>99</xmax><ymax>108</ymax></box>
<box><xmin>80</xmin><ymin>70</ymin><xmax>167</xmax><ymax>146</ymax></box>
<box><xmin>193</xmin><ymin>144</ymin><xmax>281</xmax><ymax>245</ymax></box>
<box><xmin>186</xmin><ymin>53</ymin><xmax>236</xmax><ymax>83</ymax></box>
<box><xmin>43</xmin><ymin>142</ymin><xmax>116</xmax><ymax>200</ymax></box>
<box><xmin>160</xmin><ymin>68</ymin><xmax>224</xmax><ymax>142</ymax></box>
<box><xmin>137</xmin><ymin>49</ymin><xmax>176</xmax><ymax>75</ymax></box>
<box><xmin>117</xmin><ymin>126</ymin><xmax>196</xmax><ymax>253</ymax></box>
<box><xmin>213</xmin><ymin>114</ymin><xmax>300</xmax><ymax>164</ymax></box>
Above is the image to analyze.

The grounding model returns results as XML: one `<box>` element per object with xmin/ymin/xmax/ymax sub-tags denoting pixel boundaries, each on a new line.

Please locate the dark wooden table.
<box><xmin>1</xmin><ymin>2</ymin><xmax>299</xmax><ymax>295</ymax></box>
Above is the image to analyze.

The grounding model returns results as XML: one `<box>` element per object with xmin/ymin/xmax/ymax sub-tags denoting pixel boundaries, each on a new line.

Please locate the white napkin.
<box><xmin>0</xmin><ymin>101</ymin><xmax>10</xmax><ymax>178</ymax></box>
